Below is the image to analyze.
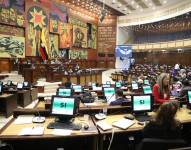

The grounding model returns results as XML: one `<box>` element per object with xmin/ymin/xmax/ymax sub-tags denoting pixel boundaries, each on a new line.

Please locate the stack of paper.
<box><xmin>19</xmin><ymin>126</ymin><xmax>44</xmax><ymax>136</ymax></box>
<box><xmin>112</xmin><ymin>119</ymin><xmax>135</xmax><ymax>130</ymax></box>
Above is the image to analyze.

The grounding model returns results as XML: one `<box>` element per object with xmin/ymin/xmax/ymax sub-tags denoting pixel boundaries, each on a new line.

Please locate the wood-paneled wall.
<box><xmin>133</xmin><ymin>50</ymin><xmax>191</xmax><ymax>65</ymax></box>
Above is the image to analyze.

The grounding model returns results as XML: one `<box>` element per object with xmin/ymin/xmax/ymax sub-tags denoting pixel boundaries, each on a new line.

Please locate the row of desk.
<box><xmin>0</xmin><ymin>108</ymin><xmax>191</xmax><ymax>150</ymax></box>
<box><xmin>0</xmin><ymin>88</ymin><xmax>38</xmax><ymax>117</ymax></box>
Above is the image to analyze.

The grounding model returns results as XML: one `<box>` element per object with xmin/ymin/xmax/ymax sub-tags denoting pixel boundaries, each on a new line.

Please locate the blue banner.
<box><xmin>115</xmin><ymin>45</ymin><xmax>132</xmax><ymax>58</ymax></box>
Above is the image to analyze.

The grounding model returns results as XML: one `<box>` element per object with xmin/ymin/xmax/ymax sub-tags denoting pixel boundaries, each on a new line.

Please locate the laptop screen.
<box><xmin>115</xmin><ymin>82</ymin><xmax>122</xmax><ymax>88</ymax></box>
<box><xmin>57</xmin><ymin>88</ymin><xmax>72</xmax><ymax>97</ymax></box>
<box><xmin>188</xmin><ymin>91</ymin><xmax>191</xmax><ymax>104</ymax></box>
<box><xmin>132</xmin><ymin>95</ymin><xmax>152</xmax><ymax>113</ymax></box>
<box><xmin>104</xmin><ymin>87</ymin><xmax>115</xmax><ymax>97</ymax></box>
<box><xmin>143</xmin><ymin>86</ymin><xmax>152</xmax><ymax>94</ymax></box>
<box><xmin>144</xmin><ymin>80</ymin><xmax>150</xmax><ymax>85</ymax></box>
<box><xmin>132</xmin><ymin>83</ymin><xmax>138</xmax><ymax>90</ymax></box>
<box><xmin>72</xmin><ymin>85</ymin><xmax>82</xmax><ymax>92</ymax></box>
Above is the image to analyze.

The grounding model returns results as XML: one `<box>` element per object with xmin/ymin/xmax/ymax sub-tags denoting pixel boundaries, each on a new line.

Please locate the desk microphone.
<box><xmin>32</xmin><ymin>111</ymin><xmax>45</xmax><ymax>123</ymax></box>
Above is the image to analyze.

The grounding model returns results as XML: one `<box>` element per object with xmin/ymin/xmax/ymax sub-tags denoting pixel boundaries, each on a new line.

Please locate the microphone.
<box><xmin>32</xmin><ymin>111</ymin><xmax>45</xmax><ymax>123</ymax></box>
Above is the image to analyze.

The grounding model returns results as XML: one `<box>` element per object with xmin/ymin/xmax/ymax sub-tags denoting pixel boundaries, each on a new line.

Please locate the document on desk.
<box><xmin>19</xmin><ymin>126</ymin><xmax>44</xmax><ymax>136</ymax></box>
<box><xmin>96</xmin><ymin>121</ymin><xmax>112</xmax><ymax>131</ymax></box>
<box><xmin>112</xmin><ymin>119</ymin><xmax>135</xmax><ymax>130</ymax></box>
<box><xmin>14</xmin><ymin>115</ymin><xmax>34</xmax><ymax>124</ymax></box>
<box><xmin>84</xmin><ymin>103</ymin><xmax>97</xmax><ymax>106</ymax></box>
<box><xmin>51</xmin><ymin>129</ymin><xmax>72</xmax><ymax>136</ymax></box>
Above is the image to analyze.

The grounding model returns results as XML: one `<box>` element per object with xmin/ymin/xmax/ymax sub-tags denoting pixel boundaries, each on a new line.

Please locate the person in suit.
<box><xmin>179</xmin><ymin>79</ymin><xmax>191</xmax><ymax>98</ymax></box>
<box><xmin>152</xmin><ymin>73</ymin><xmax>171</xmax><ymax>104</ymax></box>
<box><xmin>143</xmin><ymin>101</ymin><xmax>182</xmax><ymax>139</ymax></box>
<box><xmin>110</xmin><ymin>89</ymin><xmax>128</xmax><ymax>105</ymax></box>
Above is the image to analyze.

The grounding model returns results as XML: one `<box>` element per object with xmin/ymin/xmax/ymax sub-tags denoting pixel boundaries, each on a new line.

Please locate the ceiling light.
<box><xmin>112</xmin><ymin>0</ymin><xmax>116</xmax><ymax>4</ymax></box>
<box><xmin>163</xmin><ymin>0</ymin><xmax>167</xmax><ymax>4</ymax></box>
<box><xmin>152</xmin><ymin>7</ymin><xmax>156</xmax><ymax>10</ymax></box>
<box><xmin>131</xmin><ymin>1</ymin><xmax>135</xmax><ymax>5</ymax></box>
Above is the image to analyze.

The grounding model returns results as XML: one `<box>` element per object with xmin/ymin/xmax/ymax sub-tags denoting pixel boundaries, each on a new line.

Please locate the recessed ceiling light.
<box><xmin>131</xmin><ymin>1</ymin><xmax>135</xmax><ymax>5</ymax></box>
<box><xmin>163</xmin><ymin>0</ymin><xmax>167</xmax><ymax>4</ymax></box>
<box><xmin>149</xmin><ymin>3</ymin><xmax>152</xmax><ymax>6</ymax></box>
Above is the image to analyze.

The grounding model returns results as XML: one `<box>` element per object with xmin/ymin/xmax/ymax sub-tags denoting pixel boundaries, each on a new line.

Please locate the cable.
<box><xmin>107</xmin><ymin>128</ymin><xmax>115</xmax><ymax>150</ymax></box>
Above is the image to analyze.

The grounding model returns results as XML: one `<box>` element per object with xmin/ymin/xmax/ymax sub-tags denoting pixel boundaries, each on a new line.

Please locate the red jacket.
<box><xmin>152</xmin><ymin>84</ymin><xmax>170</xmax><ymax>104</ymax></box>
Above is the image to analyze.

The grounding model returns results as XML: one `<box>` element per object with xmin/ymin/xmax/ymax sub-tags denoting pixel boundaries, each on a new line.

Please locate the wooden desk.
<box><xmin>0</xmin><ymin>116</ymin><xmax>98</xmax><ymax>150</ymax></box>
<box><xmin>0</xmin><ymin>94</ymin><xmax>17</xmax><ymax>117</ymax></box>
<box><xmin>17</xmin><ymin>90</ymin><xmax>31</xmax><ymax>107</ymax></box>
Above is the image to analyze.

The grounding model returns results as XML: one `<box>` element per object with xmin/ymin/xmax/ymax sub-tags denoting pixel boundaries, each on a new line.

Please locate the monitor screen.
<box><xmin>0</xmin><ymin>84</ymin><xmax>2</xmax><ymax>94</ymax></box>
<box><xmin>7</xmin><ymin>80</ymin><xmax>12</xmax><ymax>86</ymax></box>
<box><xmin>143</xmin><ymin>86</ymin><xmax>152</xmax><ymax>94</ymax></box>
<box><xmin>23</xmin><ymin>81</ymin><xmax>29</xmax><ymax>87</ymax></box>
<box><xmin>115</xmin><ymin>82</ymin><xmax>122</xmax><ymax>88</ymax></box>
<box><xmin>51</xmin><ymin>96</ymin><xmax>75</xmax><ymax>116</ymax></box>
<box><xmin>132</xmin><ymin>95</ymin><xmax>152</xmax><ymax>113</ymax></box>
<box><xmin>144</xmin><ymin>80</ymin><xmax>150</xmax><ymax>85</ymax></box>
<box><xmin>92</xmin><ymin>86</ymin><xmax>102</xmax><ymax>91</ymax></box>
<box><xmin>132</xmin><ymin>83</ymin><xmax>138</xmax><ymax>90</ymax></box>
<box><xmin>72</xmin><ymin>85</ymin><xmax>82</xmax><ymax>92</ymax></box>
<box><xmin>91</xmin><ymin>83</ymin><xmax>96</xmax><ymax>86</ymax></box>
<box><xmin>57</xmin><ymin>88</ymin><xmax>72</xmax><ymax>97</ymax></box>
<box><xmin>104</xmin><ymin>87</ymin><xmax>115</xmax><ymax>97</ymax></box>
<box><xmin>102</xmin><ymin>84</ymin><xmax>111</xmax><ymax>88</ymax></box>
<box><xmin>188</xmin><ymin>91</ymin><xmax>191</xmax><ymax>103</ymax></box>
<box><xmin>106</xmin><ymin>81</ymin><xmax>111</xmax><ymax>85</ymax></box>
<box><xmin>17</xmin><ymin>83</ymin><xmax>23</xmax><ymax>89</ymax></box>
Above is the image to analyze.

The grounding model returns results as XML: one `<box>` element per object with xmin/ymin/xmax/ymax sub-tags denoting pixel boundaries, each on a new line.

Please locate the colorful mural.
<box><xmin>0</xmin><ymin>0</ymin><xmax>25</xmax><ymax>26</ymax></box>
<box><xmin>69</xmin><ymin>49</ymin><xmax>87</xmax><ymax>59</ymax></box>
<box><xmin>0</xmin><ymin>24</ymin><xmax>24</xmax><ymax>36</ymax></box>
<box><xmin>49</xmin><ymin>33</ymin><xmax>59</xmax><ymax>58</ymax></box>
<box><xmin>73</xmin><ymin>25</ymin><xmax>87</xmax><ymax>48</ymax></box>
<box><xmin>59</xmin><ymin>23</ymin><xmax>72</xmax><ymax>48</ymax></box>
<box><xmin>26</xmin><ymin>1</ymin><xmax>49</xmax><ymax>58</ymax></box>
<box><xmin>0</xmin><ymin>34</ymin><xmax>25</xmax><ymax>58</ymax></box>
<box><xmin>91</xmin><ymin>24</ymin><xmax>97</xmax><ymax>49</ymax></box>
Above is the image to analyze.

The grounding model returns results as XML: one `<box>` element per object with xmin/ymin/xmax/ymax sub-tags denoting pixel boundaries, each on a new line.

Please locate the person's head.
<box><xmin>157</xmin><ymin>73</ymin><xmax>171</xmax><ymax>96</ymax></box>
<box><xmin>155</xmin><ymin>101</ymin><xmax>179</xmax><ymax>128</ymax></box>
<box><xmin>64</xmin><ymin>81</ymin><xmax>71</xmax><ymax>88</ymax></box>
<box><xmin>182</xmin><ymin>78</ymin><xmax>190</xmax><ymax>87</ymax></box>
<box><xmin>116</xmin><ymin>89</ymin><xmax>123</xmax><ymax>98</ymax></box>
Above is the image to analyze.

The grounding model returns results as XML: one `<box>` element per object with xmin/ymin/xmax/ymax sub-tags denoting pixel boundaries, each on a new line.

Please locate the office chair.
<box><xmin>137</xmin><ymin>138</ymin><xmax>186</xmax><ymax>150</ymax></box>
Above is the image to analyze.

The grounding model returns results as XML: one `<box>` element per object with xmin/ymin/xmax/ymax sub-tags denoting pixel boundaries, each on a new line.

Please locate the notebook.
<box><xmin>112</xmin><ymin>119</ymin><xmax>135</xmax><ymax>130</ymax></box>
<box><xmin>96</xmin><ymin>121</ymin><xmax>112</xmax><ymax>131</ymax></box>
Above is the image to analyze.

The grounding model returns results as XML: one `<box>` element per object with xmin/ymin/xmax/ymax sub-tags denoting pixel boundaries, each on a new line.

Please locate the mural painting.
<box><xmin>0</xmin><ymin>34</ymin><xmax>25</xmax><ymax>58</ymax></box>
<box><xmin>69</xmin><ymin>49</ymin><xmax>87</xmax><ymax>59</ymax></box>
<box><xmin>26</xmin><ymin>2</ymin><xmax>49</xmax><ymax>59</ymax></box>
<box><xmin>59</xmin><ymin>23</ymin><xmax>72</xmax><ymax>48</ymax></box>
<box><xmin>49</xmin><ymin>33</ymin><xmax>59</xmax><ymax>58</ymax></box>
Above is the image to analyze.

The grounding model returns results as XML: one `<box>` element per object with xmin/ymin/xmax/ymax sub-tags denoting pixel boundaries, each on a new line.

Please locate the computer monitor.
<box><xmin>132</xmin><ymin>82</ymin><xmax>138</xmax><ymax>90</ymax></box>
<box><xmin>17</xmin><ymin>82</ymin><xmax>23</xmax><ymax>90</ymax></box>
<box><xmin>106</xmin><ymin>81</ymin><xmax>111</xmax><ymax>85</ymax></box>
<box><xmin>115</xmin><ymin>81</ymin><xmax>122</xmax><ymax>88</ymax></box>
<box><xmin>23</xmin><ymin>81</ymin><xmax>29</xmax><ymax>87</ymax></box>
<box><xmin>72</xmin><ymin>85</ymin><xmax>82</xmax><ymax>92</ymax></box>
<box><xmin>143</xmin><ymin>86</ymin><xmax>152</xmax><ymax>94</ymax></box>
<box><xmin>57</xmin><ymin>88</ymin><xmax>72</xmax><ymax>97</ymax></box>
<box><xmin>187</xmin><ymin>91</ymin><xmax>191</xmax><ymax>104</ymax></box>
<box><xmin>102</xmin><ymin>84</ymin><xmax>111</xmax><ymax>88</ymax></box>
<box><xmin>104</xmin><ymin>87</ymin><xmax>115</xmax><ymax>97</ymax></box>
<box><xmin>7</xmin><ymin>80</ymin><xmax>12</xmax><ymax>86</ymax></box>
<box><xmin>50</xmin><ymin>96</ymin><xmax>76</xmax><ymax>120</ymax></box>
<box><xmin>131</xmin><ymin>94</ymin><xmax>153</xmax><ymax>114</ymax></box>
<box><xmin>91</xmin><ymin>83</ymin><xmax>96</xmax><ymax>87</ymax></box>
<box><xmin>0</xmin><ymin>84</ymin><xmax>3</xmax><ymax>95</ymax></box>
<box><xmin>92</xmin><ymin>86</ymin><xmax>102</xmax><ymax>91</ymax></box>
<box><xmin>144</xmin><ymin>80</ymin><xmax>150</xmax><ymax>85</ymax></box>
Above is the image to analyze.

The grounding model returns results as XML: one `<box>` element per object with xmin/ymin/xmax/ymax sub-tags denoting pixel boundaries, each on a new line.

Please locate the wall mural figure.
<box><xmin>0</xmin><ymin>34</ymin><xmax>25</xmax><ymax>58</ymax></box>
<box><xmin>73</xmin><ymin>25</ymin><xmax>87</xmax><ymax>48</ymax></box>
<box><xmin>49</xmin><ymin>33</ymin><xmax>59</xmax><ymax>58</ymax></box>
<box><xmin>26</xmin><ymin>4</ymin><xmax>49</xmax><ymax>59</ymax></box>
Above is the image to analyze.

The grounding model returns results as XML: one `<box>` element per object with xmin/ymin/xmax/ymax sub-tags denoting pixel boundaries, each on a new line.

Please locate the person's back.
<box><xmin>110</xmin><ymin>89</ymin><xmax>127</xmax><ymax>105</ymax></box>
<box><xmin>179</xmin><ymin>79</ymin><xmax>191</xmax><ymax>98</ymax></box>
<box><xmin>143</xmin><ymin>101</ymin><xmax>182</xmax><ymax>139</ymax></box>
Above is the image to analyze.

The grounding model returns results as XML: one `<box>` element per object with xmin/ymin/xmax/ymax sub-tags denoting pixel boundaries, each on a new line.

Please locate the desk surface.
<box><xmin>0</xmin><ymin>116</ymin><xmax>98</xmax><ymax>140</ymax></box>
<box><xmin>0</xmin><ymin>93</ymin><xmax>13</xmax><ymax>98</ymax></box>
<box><xmin>93</xmin><ymin>108</ymin><xmax>191</xmax><ymax>134</ymax></box>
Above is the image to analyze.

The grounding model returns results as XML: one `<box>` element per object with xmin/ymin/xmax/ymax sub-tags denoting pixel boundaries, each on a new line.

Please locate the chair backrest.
<box><xmin>138</xmin><ymin>138</ymin><xmax>186</xmax><ymax>150</ymax></box>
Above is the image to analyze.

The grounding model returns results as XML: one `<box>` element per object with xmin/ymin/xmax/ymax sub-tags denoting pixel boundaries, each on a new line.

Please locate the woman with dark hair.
<box><xmin>143</xmin><ymin>101</ymin><xmax>182</xmax><ymax>139</ymax></box>
<box><xmin>152</xmin><ymin>73</ymin><xmax>171</xmax><ymax>104</ymax></box>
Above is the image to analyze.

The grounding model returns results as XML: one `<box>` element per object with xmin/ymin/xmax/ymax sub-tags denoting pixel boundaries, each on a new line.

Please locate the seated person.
<box><xmin>110</xmin><ymin>89</ymin><xmax>128</xmax><ymax>105</ymax></box>
<box><xmin>179</xmin><ymin>79</ymin><xmax>191</xmax><ymax>98</ymax></box>
<box><xmin>64</xmin><ymin>81</ymin><xmax>72</xmax><ymax>88</ymax></box>
<box><xmin>152</xmin><ymin>73</ymin><xmax>171</xmax><ymax>104</ymax></box>
<box><xmin>143</xmin><ymin>101</ymin><xmax>182</xmax><ymax>139</ymax></box>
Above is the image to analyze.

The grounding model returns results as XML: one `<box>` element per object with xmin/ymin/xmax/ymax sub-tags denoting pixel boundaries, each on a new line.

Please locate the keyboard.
<box><xmin>47</xmin><ymin>122</ymin><xmax>82</xmax><ymax>130</ymax></box>
<box><xmin>135</xmin><ymin>115</ymin><xmax>151</xmax><ymax>122</ymax></box>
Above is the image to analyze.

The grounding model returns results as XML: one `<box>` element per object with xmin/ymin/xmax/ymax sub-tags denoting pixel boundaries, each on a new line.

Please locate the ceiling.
<box><xmin>97</xmin><ymin>0</ymin><xmax>184</xmax><ymax>15</ymax></box>
<box><xmin>60</xmin><ymin>0</ymin><xmax>123</xmax><ymax>19</ymax></box>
